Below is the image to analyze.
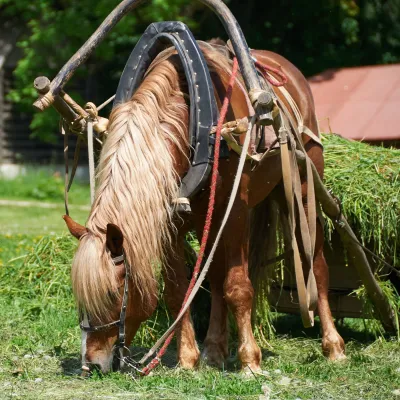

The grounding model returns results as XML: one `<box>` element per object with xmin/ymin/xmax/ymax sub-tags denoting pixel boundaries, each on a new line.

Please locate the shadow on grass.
<box><xmin>60</xmin><ymin>353</ymin><xmax>81</xmax><ymax>376</ymax></box>
<box><xmin>59</xmin><ymin>346</ymin><xmax>179</xmax><ymax>377</ymax></box>
<box><xmin>272</xmin><ymin>312</ymin><xmax>379</xmax><ymax>343</ymax></box>
<box><xmin>58</xmin><ymin>314</ymin><xmax>382</xmax><ymax>377</ymax></box>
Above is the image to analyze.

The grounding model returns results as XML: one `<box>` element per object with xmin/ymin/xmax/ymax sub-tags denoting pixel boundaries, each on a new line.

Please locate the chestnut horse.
<box><xmin>64</xmin><ymin>41</ymin><xmax>345</xmax><ymax>374</ymax></box>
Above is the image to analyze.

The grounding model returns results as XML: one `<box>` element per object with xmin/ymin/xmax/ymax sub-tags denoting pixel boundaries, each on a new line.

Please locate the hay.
<box><xmin>322</xmin><ymin>133</ymin><xmax>400</xmax><ymax>266</ymax></box>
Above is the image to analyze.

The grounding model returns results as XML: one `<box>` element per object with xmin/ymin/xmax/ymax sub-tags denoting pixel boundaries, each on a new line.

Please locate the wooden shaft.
<box><xmin>296</xmin><ymin>150</ymin><xmax>397</xmax><ymax>332</ymax></box>
<box><xmin>33</xmin><ymin>76</ymin><xmax>83</xmax><ymax>129</ymax></box>
<box><xmin>32</xmin><ymin>0</ymin><xmax>274</xmax><ymax>123</ymax></box>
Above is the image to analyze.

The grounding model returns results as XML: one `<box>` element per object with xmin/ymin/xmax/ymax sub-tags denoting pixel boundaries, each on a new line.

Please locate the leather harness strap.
<box><xmin>275</xmin><ymin>99</ymin><xmax>318</xmax><ymax>327</ymax></box>
<box><xmin>255</xmin><ymin>54</ymin><xmax>320</xmax><ymax>325</ymax></box>
<box><xmin>278</xmin><ymin>116</ymin><xmax>317</xmax><ymax>328</ymax></box>
<box><xmin>264</xmin><ymin>69</ymin><xmax>323</xmax><ymax>147</ymax></box>
<box><xmin>62</xmin><ymin>122</ymin><xmax>69</xmax><ymax>217</ymax></box>
<box><xmin>80</xmin><ymin>252</ymin><xmax>130</xmax><ymax>358</ymax></box>
<box><xmin>211</xmin><ymin>46</ymin><xmax>319</xmax><ymax>327</ymax></box>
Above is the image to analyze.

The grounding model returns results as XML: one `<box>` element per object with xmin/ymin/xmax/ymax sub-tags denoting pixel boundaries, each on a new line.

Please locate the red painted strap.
<box><xmin>141</xmin><ymin>57</ymin><xmax>240</xmax><ymax>376</ymax></box>
<box><xmin>254</xmin><ymin>60</ymin><xmax>288</xmax><ymax>87</ymax></box>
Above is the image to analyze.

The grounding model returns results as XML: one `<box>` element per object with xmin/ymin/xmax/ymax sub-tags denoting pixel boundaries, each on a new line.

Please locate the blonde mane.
<box><xmin>71</xmin><ymin>41</ymin><xmax>237</xmax><ymax>321</ymax></box>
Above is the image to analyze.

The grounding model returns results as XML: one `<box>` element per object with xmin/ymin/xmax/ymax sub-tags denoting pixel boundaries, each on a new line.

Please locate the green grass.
<box><xmin>0</xmin><ymin>169</ymin><xmax>90</xmax><ymax>205</ymax></box>
<box><xmin>0</xmin><ymin>169</ymin><xmax>90</xmax><ymax>235</ymax></box>
<box><xmin>0</xmin><ymin>205</ymin><xmax>89</xmax><ymax>236</ymax></box>
<box><xmin>1</xmin><ymin>234</ymin><xmax>399</xmax><ymax>399</ymax></box>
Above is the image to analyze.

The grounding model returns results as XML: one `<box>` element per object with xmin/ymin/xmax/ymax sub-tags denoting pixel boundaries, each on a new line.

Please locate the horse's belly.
<box><xmin>247</xmin><ymin>153</ymin><xmax>282</xmax><ymax>208</ymax></box>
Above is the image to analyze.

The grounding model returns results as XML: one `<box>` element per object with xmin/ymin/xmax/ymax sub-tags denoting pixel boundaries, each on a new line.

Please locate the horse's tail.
<box><xmin>249</xmin><ymin>185</ymin><xmax>291</xmax><ymax>332</ymax></box>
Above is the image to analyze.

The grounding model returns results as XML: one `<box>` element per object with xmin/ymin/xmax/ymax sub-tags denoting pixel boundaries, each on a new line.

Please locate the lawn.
<box><xmin>0</xmin><ymin>169</ymin><xmax>400</xmax><ymax>399</ymax></box>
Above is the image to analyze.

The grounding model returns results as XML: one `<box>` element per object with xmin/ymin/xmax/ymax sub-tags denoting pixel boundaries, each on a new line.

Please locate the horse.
<box><xmin>64</xmin><ymin>40</ymin><xmax>345</xmax><ymax>374</ymax></box>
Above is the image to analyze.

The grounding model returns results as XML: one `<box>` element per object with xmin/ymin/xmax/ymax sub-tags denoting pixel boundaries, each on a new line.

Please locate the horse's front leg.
<box><xmin>223</xmin><ymin>202</ymin><xmax>262</xmax><ymax>372</ymax></box>
<box><xmin>162</xmin><ymin>233</ymin><xmax>200</xmax><ymax>369</ymax></box>
<box><xmin>201</xmin><ymin>243</ymin><xmax>229</xmax><ymax>367</ymax></box>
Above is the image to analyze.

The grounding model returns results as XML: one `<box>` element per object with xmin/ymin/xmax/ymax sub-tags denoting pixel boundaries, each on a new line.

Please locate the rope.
<box><xmin>97</xmin><ymin>94</ymin><xmax>116</xmax><ymax>111</ymax></box>
<box><xmin>62</xmin><ymin>123</ymin><xmax>69</xmax><ymax>216</ymax></box>
<box><xmin>87</xmin><ymin>119</ymin><xmax>95</xmax><ymax>205</ymax></box>
<box><xmin>139</xmin><ymin>57</ymin><xmax>241</xmax><ymax>375</ymax></box>
<box><xmin>254</xmin><ymin>59</ymin><xmax>288</xmax><ymax>87</ymax></box>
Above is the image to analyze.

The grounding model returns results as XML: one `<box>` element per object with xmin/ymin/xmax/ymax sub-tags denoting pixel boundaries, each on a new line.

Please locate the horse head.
<box><xmin>64</xmin><ymin>215</ymin><xmax>156</xmax><ymax>373</ymax></box>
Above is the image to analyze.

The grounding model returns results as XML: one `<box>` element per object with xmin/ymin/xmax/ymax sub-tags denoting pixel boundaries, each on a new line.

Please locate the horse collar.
<box><xmin>113</xmin><ymin>21</ymin><xmax>229</xmax><ymax>202</ymax></box>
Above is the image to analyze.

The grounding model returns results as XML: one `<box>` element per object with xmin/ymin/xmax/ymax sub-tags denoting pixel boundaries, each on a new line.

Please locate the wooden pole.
<box><xmin>32</xmin><ymin>0</ymin><xmax>274</xmax><ymax>123</ymax></box>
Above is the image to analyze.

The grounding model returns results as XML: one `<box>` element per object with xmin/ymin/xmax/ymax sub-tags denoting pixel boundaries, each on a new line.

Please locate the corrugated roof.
<box><xmin>308</xmin><ymin>64</ymin><xmax>400</xmax><ymax>141</ymax></box>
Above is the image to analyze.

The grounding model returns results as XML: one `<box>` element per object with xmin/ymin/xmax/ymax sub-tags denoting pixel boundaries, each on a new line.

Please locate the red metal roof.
<box><xmin>308</xmin><ymin>64</ymin><xmax>400</xmax><ymax>141</ymax></box>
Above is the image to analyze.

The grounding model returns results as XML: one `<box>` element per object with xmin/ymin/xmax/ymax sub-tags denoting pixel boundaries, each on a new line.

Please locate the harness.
<box><xmin>77</xmin><ymin>22</ymin><xmax>324</xmax><ymax>363</ymax></box>
<box><xmin>114</xmin><ymin>21</ymin><xmax>222</xmax><ymax>205</ymax></box>
<box><xmin>80</xmin><ymin>252</ymin><xmax>133</xmax><ymax>368</ymax></box>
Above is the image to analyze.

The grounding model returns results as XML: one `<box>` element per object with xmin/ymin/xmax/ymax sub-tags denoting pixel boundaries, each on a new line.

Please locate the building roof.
<box><xmin>308</xmin><ymin>64</ymin><xmax>400</xmax><ymax>141</ymax></box>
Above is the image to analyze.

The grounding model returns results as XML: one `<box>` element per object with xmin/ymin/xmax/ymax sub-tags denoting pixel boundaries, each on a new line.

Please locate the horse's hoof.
<box><xmin>201</xmin><ymin>344</ymin><xmax>227</xmax><ymax>368</ymax></box>
<box><xmin>322</xmin><ymin>333</ymin><xmax>346</xmax><ymax>361</ymax></box>
<box><xmin>179</xmin><ymin>347</ymin><xmax>200</xmax><ymax>369</ymax></box>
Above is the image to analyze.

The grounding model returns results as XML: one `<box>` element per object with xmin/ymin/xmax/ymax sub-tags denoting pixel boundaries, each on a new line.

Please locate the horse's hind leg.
<box><xmin>313</xmin><ymin>221</ymin><xmax>346</xmax><ymax>360</ymax></box>
<box><xmin>302</xmin><ymin>143</ymin><xmax>345</xmax><ymax>360</ymax></box>
<box><xmin>163</xmin><ymin>234</ymin><xmax>200</xmax><ymax>369</ymax></box>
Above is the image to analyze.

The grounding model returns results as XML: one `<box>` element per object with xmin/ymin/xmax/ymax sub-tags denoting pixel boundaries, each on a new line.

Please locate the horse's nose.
<box><xmin>81</xmin><ymin>362</ymin><xmax>110</xmax><ymax>376</ymax></box>
<box><xmin>84</xmin><ymin>346</ymin><xmax>114</xmax><ymax>374</ymax></box>
<box><xmin>81</xmin><ymin>363</ymin><xmax>101</xmax><ymax>376</ymax></box>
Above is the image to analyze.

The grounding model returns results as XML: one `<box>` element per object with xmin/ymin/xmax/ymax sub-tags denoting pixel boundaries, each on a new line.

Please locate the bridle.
<box><xmin>79</xmin><ymin>252</ymin><xmax>138</xmax><ymax>370</ymax></box>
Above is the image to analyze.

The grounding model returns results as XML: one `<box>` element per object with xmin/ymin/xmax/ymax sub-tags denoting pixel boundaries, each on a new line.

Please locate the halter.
<box><xmin>79</xmin><ymin>252</ymin><xmax>131</xmax><ymax>362</ymax></box>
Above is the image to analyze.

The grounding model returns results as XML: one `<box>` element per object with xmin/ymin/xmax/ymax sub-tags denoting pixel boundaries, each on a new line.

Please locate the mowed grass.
<box><xmin>1</xmin><ymin>170</ymin><xmax>400</xmax><ymax>399</ymax></box>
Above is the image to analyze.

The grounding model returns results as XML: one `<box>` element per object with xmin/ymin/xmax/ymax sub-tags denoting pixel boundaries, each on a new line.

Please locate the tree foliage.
<box><xmin>2</xmin><ymin>0</ymin><xmax>399</xmax><ymax>142</ymax></box>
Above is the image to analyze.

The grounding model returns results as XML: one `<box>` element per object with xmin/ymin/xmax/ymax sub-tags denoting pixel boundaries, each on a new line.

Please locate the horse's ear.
<box><xmin>106</xmin><ymin>224</ymin><xmax>124</xmax><ymax>256</ymax></box>
<box><xmin>63</xmin><ymin>215</ymin><xmax>88</xmax><ymax>239</ymax></box>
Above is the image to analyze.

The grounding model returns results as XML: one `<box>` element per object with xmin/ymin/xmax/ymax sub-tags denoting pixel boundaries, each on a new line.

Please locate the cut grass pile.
<box><xmin>322</xmin><ymin>133</ymin><xmax>399</xmax><ymax>264</ymax></box>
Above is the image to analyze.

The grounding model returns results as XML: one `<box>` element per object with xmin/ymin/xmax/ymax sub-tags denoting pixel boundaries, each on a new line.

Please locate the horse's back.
<box><xmin>252</xmin><ymin>49</ymin><xmax>319</xmax><ymax>145</ymax></box>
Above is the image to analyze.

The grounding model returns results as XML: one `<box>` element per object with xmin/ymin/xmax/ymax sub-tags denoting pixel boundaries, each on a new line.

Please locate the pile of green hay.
<box><xmin>322</xmin><ymin>133</ymin><xmax>399</xmax><ymax>266</ymax></box>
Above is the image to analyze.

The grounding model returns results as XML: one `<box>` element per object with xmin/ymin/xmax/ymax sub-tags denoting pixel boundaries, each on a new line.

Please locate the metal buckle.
<box><xmin>112</xmin><ymin>254</ymin><xmax>125</xmax><ymax>264</ymax></box>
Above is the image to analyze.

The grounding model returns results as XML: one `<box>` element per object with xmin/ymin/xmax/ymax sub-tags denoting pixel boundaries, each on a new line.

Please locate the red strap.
<box><xmin>141</xmin><ymin>57</ymin><xmax>240</xmax><ymax>376</ymax></box>
<box><xmin>254</xmin><ymin>59</ymin><xmax>288</xmax><ymax>87</ymax></box>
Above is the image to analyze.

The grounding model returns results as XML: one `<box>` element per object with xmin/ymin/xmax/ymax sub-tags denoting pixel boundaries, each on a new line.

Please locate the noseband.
<box><xmin>79</xmin><ymin>253</ymin><xmax>130</xmax><ymax>354</ymax></box>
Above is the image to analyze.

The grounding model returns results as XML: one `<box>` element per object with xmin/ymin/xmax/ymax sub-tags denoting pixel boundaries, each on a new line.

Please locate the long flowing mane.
<box><xmin>71</xmin><ymin>41</ymin><xmax>236</xmax><ymax>321</ymax></box>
